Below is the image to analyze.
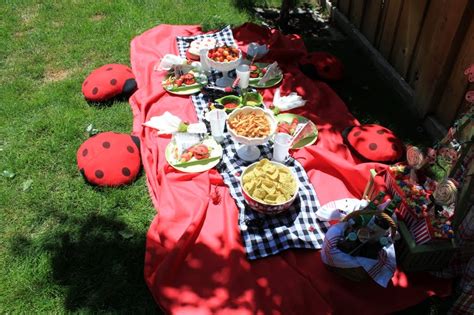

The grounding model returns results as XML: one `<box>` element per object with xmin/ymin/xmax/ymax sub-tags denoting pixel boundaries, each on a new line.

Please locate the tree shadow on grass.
<box><xmin>10</xmin><ymin>213</ymin><xmax>162</xmax><ymax>314</ymax></box>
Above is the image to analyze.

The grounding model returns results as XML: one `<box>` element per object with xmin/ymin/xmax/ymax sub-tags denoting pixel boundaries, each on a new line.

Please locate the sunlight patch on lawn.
<box><xmin>43</xmin><ymin>67</ymin><xmax>76</xmax><ymax>83</ymax></box>
<box><xmin>90</xmin><ymin>13</ymin><xmax>106</xmax><ymax>22</ymax></box>
<box><xmin>19</xmin><ymin>4</ymin><xmax>39</xmax><ymax>26</ymax></box>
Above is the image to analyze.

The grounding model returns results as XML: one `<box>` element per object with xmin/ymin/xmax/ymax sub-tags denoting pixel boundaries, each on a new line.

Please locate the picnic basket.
<box><xmin>324</xmin><ymin>207</ymin><xmax>397</xmax><ymax>282</ymax></box>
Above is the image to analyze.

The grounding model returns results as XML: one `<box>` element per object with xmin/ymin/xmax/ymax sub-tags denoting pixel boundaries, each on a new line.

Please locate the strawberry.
<box><xmin>189</xmin><ymin>144</ymin><xmax>210</xmax><ymax>159</ymax></box>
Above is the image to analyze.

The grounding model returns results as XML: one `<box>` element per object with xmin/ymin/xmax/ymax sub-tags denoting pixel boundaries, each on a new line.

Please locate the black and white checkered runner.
<box><xmin>177</xmin><ymin>27</ymin><xmax>329</xmax><ymax>260</ymax></box>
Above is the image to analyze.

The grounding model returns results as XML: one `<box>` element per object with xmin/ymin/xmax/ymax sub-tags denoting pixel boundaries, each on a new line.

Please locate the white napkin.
<box><xmin>272</xmin><ymin>87</ymin><xmax>307</xmax><ymax>111</ymax></box>
<box><xmin>186</xmin><ymin>122</ymin><xmax>207</xmax><ymax>134</ymax></box>
<box><xmin>316</xmin><ymin>198</ymin><xmax>369</xmax><ymax>221</ymax></box>
<box><xmin>143</xmin><ymin>111</ymin><xmax>207</xmax><ymax>134</ymax></box>
<box><xmin>155</xmin><ymin>54</ymin><xmax>187</xmax><ymax>71</ymax></box>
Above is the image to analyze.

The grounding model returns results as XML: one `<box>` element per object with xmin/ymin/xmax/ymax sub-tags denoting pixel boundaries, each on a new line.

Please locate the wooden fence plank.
<box><xmin>338</xmin><ymin>0</ymin><xmax>351</xmax><ymax>16</ymax></box>
<box><xmin>360</xmin><ymin>0</ymin><xmax>383</xmax><ymax>44</ymax></box>
<box><xmin>377</xmin><ymin>0</ymin><xmax>403</xmax><ymax>59</ymax></box>
<box><xmin>389</xmin><ymin>0</ymin><xmax>429</xmax><ymax>79</ymax></box>
<box><xmin>435</xmin><ymin>17</ymin><xmax>474</xmax><ymax>127</ymax></box>
<box><xmin>408</xmin><ymin>0</ymin><xmax>470</xmax><ymax>117</ymax></box>
<box><xmin>349</xmin><ymin>0</ymin><xmax>366</xmax><ymax>29</ymax></box>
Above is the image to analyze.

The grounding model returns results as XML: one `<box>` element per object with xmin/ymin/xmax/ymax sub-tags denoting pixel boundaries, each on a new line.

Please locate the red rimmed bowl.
<box><xmin>240</xmin><ymin>160</ymin><xmax>299</xmax><ymax>215</ymax></box>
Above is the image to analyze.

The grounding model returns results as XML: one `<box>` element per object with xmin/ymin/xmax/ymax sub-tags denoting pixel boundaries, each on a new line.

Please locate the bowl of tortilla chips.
<box><xmin>240</xmin><ymin>159</ymin><xmax>299</xmax><ymax>214</ymax></box>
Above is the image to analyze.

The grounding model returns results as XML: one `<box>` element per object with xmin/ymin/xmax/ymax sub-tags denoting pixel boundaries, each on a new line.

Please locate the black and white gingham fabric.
<box><xmin>177</xmin><ymin>27</ymin><xmax>329</xmax><ymax>260</ymax></box>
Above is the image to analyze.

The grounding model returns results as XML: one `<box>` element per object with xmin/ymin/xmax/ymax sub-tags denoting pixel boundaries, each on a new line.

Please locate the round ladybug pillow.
<box><xmin>77</xmin><ymin>132</ymin><xmax>141</xmax><ymax>186</ymax></box>
<box><xmin>82</xmin><ymin>64</ymin><xmax>137</xmax><ymax>103</ymax></box>
<box><xmin>299</xmin><ymin>51</ymin><xmax>344</xmax><ymax>81</ymax></box>
<box><xmin>344</xmin><ymin>124</ymin><xmax>404</xmax><ymax>163</ymax></box>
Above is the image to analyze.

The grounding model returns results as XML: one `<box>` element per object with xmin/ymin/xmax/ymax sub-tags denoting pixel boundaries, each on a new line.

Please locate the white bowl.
<box><xmin>206</xmin><ymin>49</ymin><xmax>243</xmax><ymax>72</ymax></box>
<box><xmin>227</xmin><ymin>107</ymin><xmax>277</xmax><ymax>146</ymax></box>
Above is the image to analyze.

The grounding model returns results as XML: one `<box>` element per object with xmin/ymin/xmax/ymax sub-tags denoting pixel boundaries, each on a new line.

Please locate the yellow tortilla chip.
<box><xmin>244</xmin><ymin>181</ymin><xmax>256</xmax><ymax>195</ymax></box>
<box><xmin>243</xmin><ymin>172</ymin><xmax>255</xmax><ymax>183</ymax></box>
<box><xmin>269</xmin><ymin>169</ymin><xmax>280</xmax><ymax>180</ymax></box>
<box><xmin>264</xmin><ymin>194</ymin><xmax>278</xmax><ymax>204</ymax></box>
<box><xmin>253</xmin><ymin>188</ymin><xmax>267</xmax><ymax>200</ymax></box>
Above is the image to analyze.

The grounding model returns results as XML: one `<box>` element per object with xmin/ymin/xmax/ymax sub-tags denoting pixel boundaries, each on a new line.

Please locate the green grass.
<box><xmin>0</xmin><ymin>1</ymin><xmax>254</xmax><ymax>313</ymax></box>
<box><xmin>0</xmin><ymin>0</ymin><xmax>445</xmax><ymax>313</ymax></box>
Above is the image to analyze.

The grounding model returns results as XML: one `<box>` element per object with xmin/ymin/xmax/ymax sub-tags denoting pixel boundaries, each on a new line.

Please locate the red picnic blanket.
<box><xmin>129</xmin><ymin>23</ymin><xmax>451</xmax><ymax>315</ymax></box>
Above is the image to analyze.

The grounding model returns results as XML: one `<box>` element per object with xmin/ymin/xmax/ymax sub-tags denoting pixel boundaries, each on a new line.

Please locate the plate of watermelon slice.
<box><xmin>165</xmin><ymin>137</ymin><xmax>223</xmax><ymax>173</ymax></box>
<box><xmin>275</xmin><ymin>113</ymin><xmax>318</xmax><ymax>149</ymax></box>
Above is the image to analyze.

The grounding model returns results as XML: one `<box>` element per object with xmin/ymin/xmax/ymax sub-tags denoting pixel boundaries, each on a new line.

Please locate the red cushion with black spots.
<box><xmin>77</xmin><ymin>132</ymin><xmax>141</xmax><ymax>186</ymax></box>
<box><xmin>299</xmin><ymin>51</ymin><xmax>344</xmax><ymax>81</ymax></box>
<box><xmin>345</xmin><ymin>124</ymin><xmax>404</xmax><ymax>163</ymax></box>
<box><xmin>82</xmin><ymin>64</ymin><xmax>137</xmax><ymax>102</ymax></box>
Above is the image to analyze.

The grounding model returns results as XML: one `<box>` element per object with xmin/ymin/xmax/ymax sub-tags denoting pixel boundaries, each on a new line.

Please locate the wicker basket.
<box><xmin>325</xmin><ymin>208</ymin><xmax>397</xmax><ymax>281</ymax></box>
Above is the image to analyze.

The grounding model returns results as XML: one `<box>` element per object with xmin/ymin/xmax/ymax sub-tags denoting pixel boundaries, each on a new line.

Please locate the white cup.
<box><xmin>206</xmin><ymin>109</ymin><xmax>227</xmax><ymax>142</ymax></box>
<box><xmin>199</xmin><ymin>48</ymin><xmax>210</xmax><ymax>72</ymax></box>
<box><xmin>272</xmin><ymin>133</ymin><xmax>292</xmax><ymax>163</ymax></box>
<box><xmin>236</xmin><ymin>64</ymin><xmax>250</xmax><ymax>89</ymax></box>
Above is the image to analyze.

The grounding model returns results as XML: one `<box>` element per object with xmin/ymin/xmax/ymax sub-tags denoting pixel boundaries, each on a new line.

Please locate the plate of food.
<box><xmin>275</xmin><ymin>113</ymin><xmax>318</xmax><ymax>149</ymax></box>
<box><xmin>249</xmin><ymin>63</ymin><xmax>283</xmax><ymax>88</ymax></box>
<box><xmin>165</xmin><ymin>135</ymin><xmax>223</xmax><ymax>173</ymax></box>
<box><xmin>162</xmin><ymin>69</ymin><xmax>208</xmax><ymax>95</ymax></box>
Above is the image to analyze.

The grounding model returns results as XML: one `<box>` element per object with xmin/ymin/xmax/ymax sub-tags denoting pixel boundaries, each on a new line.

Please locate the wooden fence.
<box><xmin>322</xmin><ymin>0</ymin><xmax>473</xmax><ymax>128</ymax></box>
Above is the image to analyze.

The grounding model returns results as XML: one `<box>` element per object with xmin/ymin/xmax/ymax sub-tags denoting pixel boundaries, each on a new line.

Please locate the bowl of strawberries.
<box><xmin>206</xmin><ymin>45</ymin><xmax>242</xmax><ymax>87</ymax></box>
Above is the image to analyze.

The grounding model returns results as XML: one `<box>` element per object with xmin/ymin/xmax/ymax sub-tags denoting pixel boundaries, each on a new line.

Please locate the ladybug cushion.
<box><xmin>299</xmin><ymin>51</ymin><xmax>344</xmax><ymax>81</ymax></box>
<box><xmin>77</xmin><ymin>132</ymin><xmax>141</xmax><ymax>186</ymax></box>
<box><xmin>82</xmin><ymin>64</ymin><xmax>137</xmax><ymax>102</ymax></box>
<box><xmin>344</xmin><ymin>124</ymin><xmax>404</xmax><ymax>163</ymax></box>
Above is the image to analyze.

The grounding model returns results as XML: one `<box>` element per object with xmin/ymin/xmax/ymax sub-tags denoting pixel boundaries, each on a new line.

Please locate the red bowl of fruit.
<box><xmin>206</xmin><ymin>45</ymin><xmax>242</xmax><ymax>72</ymax></box>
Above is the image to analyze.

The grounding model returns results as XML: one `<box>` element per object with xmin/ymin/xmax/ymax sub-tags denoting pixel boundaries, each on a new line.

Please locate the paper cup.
<box><xmin>206</xmin><ymin>109</ymin><xmax>227</xmax><ymax>142</ymax></box>
<box><xmin>272</xmin><ymin>133</ymin><xmax>292</xmax><ymax>163</ymax></box>
<box><xmin>236</xmin><ymin>64</ymin><xmax>250</xmax><ymax>89</ymax></box>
